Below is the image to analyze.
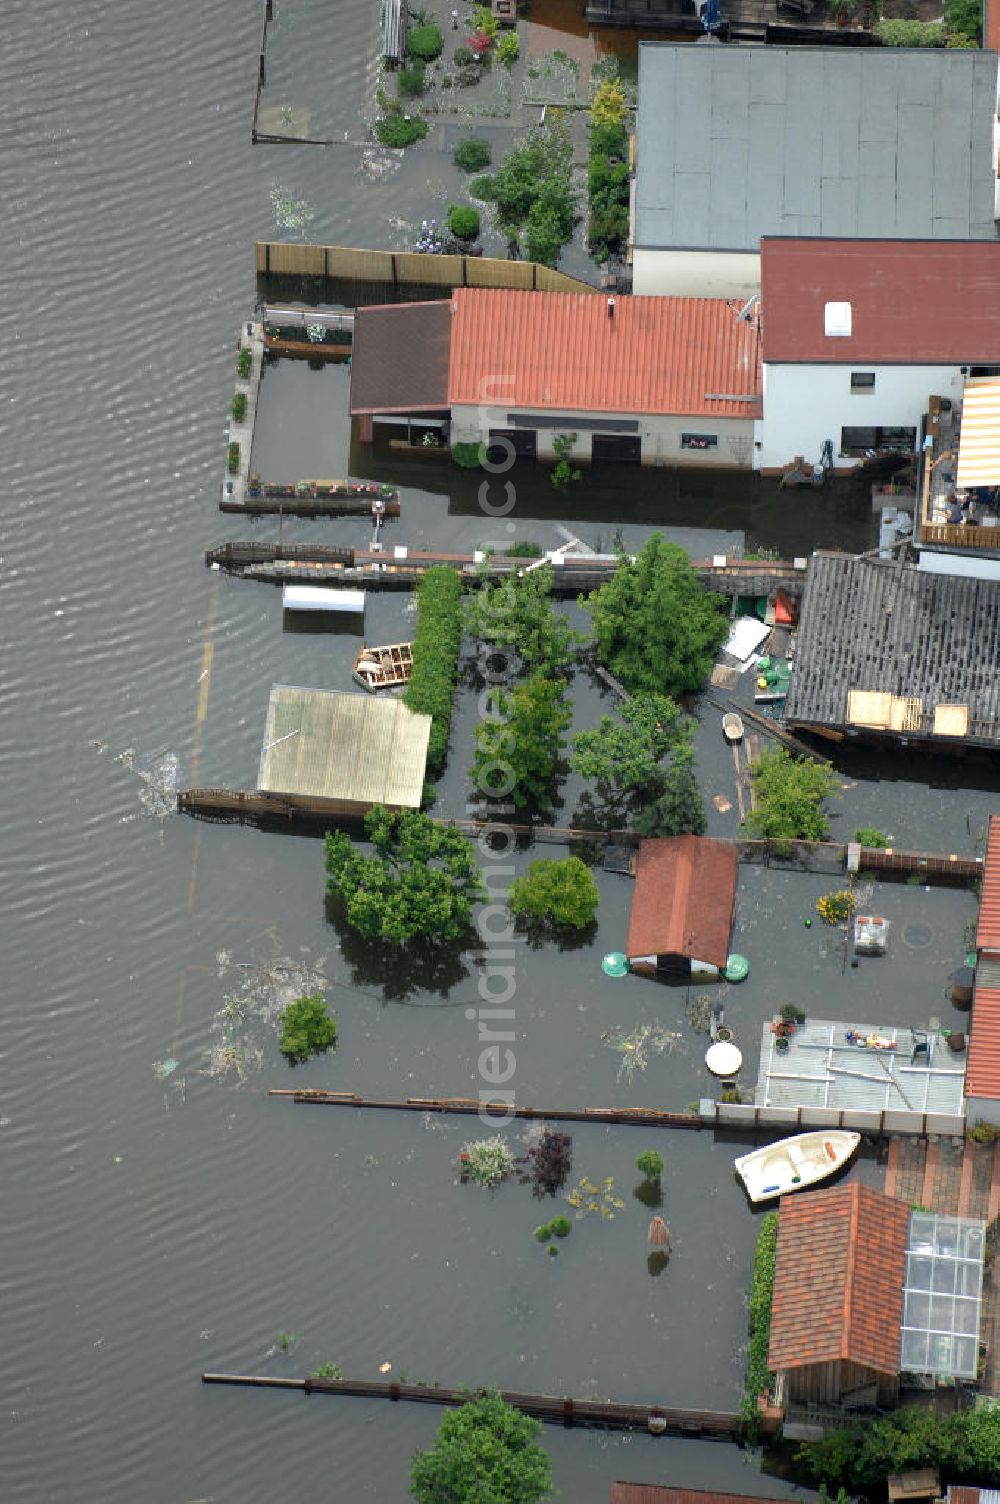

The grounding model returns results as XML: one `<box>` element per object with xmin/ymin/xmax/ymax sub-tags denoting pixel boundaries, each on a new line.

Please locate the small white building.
<box><xmin>755</xmin><ymin>238</ymin><xmax>1000</xmax><ymax>476</ymax></box>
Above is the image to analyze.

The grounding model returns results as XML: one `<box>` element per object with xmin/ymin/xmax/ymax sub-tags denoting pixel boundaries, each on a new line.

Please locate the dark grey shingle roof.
<box><xmin>635</xmin><ymin>44</ymin><xmax>999</xmax><ymax>251</ymax></box>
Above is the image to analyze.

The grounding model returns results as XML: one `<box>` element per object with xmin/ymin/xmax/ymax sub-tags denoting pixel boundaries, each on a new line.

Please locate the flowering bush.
<box><xmin>496</xmin><ymin>31</ymin><xmax>520</xmax><ymax>65</ymax></box>
<box><xmin>469</xmin><ymin>29</ymin><xmax>493</xmax><ymax>54</ymax></box>
<box><xmin>460</xmin><ymin>1137</ymin><xmax>513</xmax><ymax>1187</ymax></box>
<box><xmin>306</xmin><ymin>323</ymin><xmax>326</xmax><ymax>343</ymax></box>
<box><xmin>817</xmin><ymin>889</ymin><xmax>855</xmax><ymax>925</ymax></box>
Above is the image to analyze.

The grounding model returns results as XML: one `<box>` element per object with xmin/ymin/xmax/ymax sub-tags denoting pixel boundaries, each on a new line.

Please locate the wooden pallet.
<box><xmin>352</xmin><ymin>641</ymin><xmax>413</xmax><ymax>691</ymax></box>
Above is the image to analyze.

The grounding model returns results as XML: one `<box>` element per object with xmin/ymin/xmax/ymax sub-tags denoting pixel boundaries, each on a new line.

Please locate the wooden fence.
<box><xmin>200</xmin><ymin>1372</ymin><xmax>754</xmax><ymax>1439</ymax></box>
<box><xmin>255</xmin><ymin>241</ymin><xmax>601</xmax><ymax>293</ymax></box>
<box><xmin>269</xmin><ymin>1088</ymin><xmax>702</xmax><ymax>1129</ymax></box>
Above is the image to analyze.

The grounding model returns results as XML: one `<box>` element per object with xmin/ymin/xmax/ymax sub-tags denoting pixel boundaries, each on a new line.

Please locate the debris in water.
<box><xmin>685</xmin><ymin>995</ymin><xmax>713</xmax><ymax>1034</ymax></box>
<box><xmin>601</xmin><ymin>1023</ymin><xmax>681</xmax><ymax>1084</ymax></box>
<box><xmin>205</xmin><ymin>955</ymin><xmax>329</xmax><ymax>1084</ymax></box>
<box><xmin>566</xmin><ymin>1175</ymin><xmax>624</xmax><ymax>1220</ymax></box>
<box><xmin>269</xmin><ymin>183</ymin><xmax>315</xmax><ymax>233</ymax></box>
<box><xmin>110</xmin><ymin>745</ymin><xmax>179</xmax><ymax>820</ymax></box>
<box><xmin>379</xmin><ymin>1361</ymin><xmax>392</xmax><ymax>1373</ymax></box>
<box><xmin>712</xmin><ymin>794</ymin><xmax>732</xmax><ymax>813</ymax></box>
<box><xmin>153</xmin><ymin>1058</ymin><xmax>179</xmax><ymax>1079</ymax></box>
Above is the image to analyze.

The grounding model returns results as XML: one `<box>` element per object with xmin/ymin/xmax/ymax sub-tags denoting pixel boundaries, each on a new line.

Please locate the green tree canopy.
<box><xmin>508</xmin><ymin>856</ymin><xmax>599</xmax><ymax>931</ymax></box>
<box><xmin>465</xmin><ymin>564</ymin><xmax>582</xmax><ymax>677</ymax></box>
<box><xmin>583</xmin><ymin>534</ymin><xmax>728</xmax><ymax>696</ymax></box>
<box><xmin>410</xmin><ymin>1392</ymin><xmax>552</xmax><ymax>1504</ymax></box>
<box><xmin>324</xmin><ymin>808</ymin><xmax>485</xmax><ymax>944</ymax></box>
<box><xmin>279</xmin><ymin>994</ymin><xmax>337</xmax><ymax>1064</ymax></box>
<box><xmin>570</xmin><ymin>692</ymin><xmax>686</xmax><ymax>796</ymax></box>
<box><xmin>632</xmin><ymin>745</ymin><xmax>706</xmax><ymax>838</ymax></box>
<box><xmin>745</xmin><ymin>748</ymin><xmax>835</xmax><ymax>845</ymax></box>
<box><xmin>797</xmin><ymin>1405</ymin><xmax>1000</xmax><ymax>1494</ymax></box>
<box><xmin>472</xmin><ymin>675</ymin><xmax>571</xmax><ymax>811</ymax></box>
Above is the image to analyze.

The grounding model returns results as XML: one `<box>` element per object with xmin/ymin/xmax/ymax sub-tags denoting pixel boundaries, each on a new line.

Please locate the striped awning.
<box><xmin>956</xmin><ymin>377</ymin><xmax>1000</xmax><ymax>489</ymax></box>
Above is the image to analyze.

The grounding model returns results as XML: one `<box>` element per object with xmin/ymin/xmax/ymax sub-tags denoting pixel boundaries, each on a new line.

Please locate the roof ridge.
<box><xmin>841</xmin><ymin>1183</ymin><xmax>861</xmax><ymax>1361</ymax></box>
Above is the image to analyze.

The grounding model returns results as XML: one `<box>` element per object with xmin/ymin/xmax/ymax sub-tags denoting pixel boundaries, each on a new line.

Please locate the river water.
<box><xmin>4</xmin><ymin>3</ymin><xmax>997</xmax><ymax>1500</ymax></box>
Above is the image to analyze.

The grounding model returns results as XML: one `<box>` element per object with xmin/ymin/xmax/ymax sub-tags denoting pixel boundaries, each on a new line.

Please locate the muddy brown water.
<box><xmin>3</xmin><ymin>1</ymin><xmax>992</xmax><ymax>1498</ymax></box>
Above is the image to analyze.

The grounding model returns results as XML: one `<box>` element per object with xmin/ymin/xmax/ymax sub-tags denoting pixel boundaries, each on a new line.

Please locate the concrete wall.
<box><xmin>756</xmin><ymin>362</ymin><xmax>964</xmax><ymax>473</ymax></box>
<box><xmin>632</xmin><ymin>247</ymin><xmax>761</xmax><ymax>299</ymax></box>
<box><xmin>450</xmin><ymin>404</ymin><xmax>755</xmax><ymax>470</ymax></box>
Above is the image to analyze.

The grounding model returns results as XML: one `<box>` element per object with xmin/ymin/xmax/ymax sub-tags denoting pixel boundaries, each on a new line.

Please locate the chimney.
<box><xmin>607</xmin><ymin>297</ymin><xmax>615</xmax><ymax>320</ymax></box>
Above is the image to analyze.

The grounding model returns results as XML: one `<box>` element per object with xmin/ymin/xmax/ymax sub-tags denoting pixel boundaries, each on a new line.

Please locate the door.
<box><xmin>592</xmin><ymin>433</ymin><xmax>641</xmax><ymax>464</ymax></box>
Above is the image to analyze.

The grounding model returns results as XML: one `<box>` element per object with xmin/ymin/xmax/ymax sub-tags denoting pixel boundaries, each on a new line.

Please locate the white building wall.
<box><xmin>632</xmin><ymin>247</ymin><xmax>761</xmax><ymax>299</ymax></box>
<box><xmin>450</xmin><ymin>403</ymin><xmax>755</xmax><ymax>470</ymax></box>
<box><xmin>756</xmin><ymin>362</ymin><xmax>965</xmax><ymax>473</ymax></box>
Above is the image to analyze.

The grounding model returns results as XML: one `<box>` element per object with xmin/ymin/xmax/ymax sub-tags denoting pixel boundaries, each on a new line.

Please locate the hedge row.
<box><xmin>741</xmin><ymin>1211</ymin><xmax>778</xmax><ymax>1443</ymax></box>
<box><xmin>404</xmin><ymin>566</ymin><xmax>463</xmax><ymax>775</ymax></box>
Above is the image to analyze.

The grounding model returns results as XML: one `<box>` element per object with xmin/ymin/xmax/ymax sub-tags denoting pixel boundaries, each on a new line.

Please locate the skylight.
<box><xmin>900</xmin><ymin>1212</ymin><xmax>985</xmax><ymax>1380</ymax></box>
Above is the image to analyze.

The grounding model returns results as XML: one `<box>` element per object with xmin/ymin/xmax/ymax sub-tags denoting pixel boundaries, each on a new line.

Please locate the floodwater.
<box><xmin>3</xmin><ymin>3</ymin><xmax>995</xmax><ymax>1500</ymax></box>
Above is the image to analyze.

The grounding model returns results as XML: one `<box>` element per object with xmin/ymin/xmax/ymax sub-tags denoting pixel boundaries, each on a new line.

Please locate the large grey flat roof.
<box><xmin>635</xmin><ymin>44</ymin><xmax>999</xmax><ymax>252</ymax></box>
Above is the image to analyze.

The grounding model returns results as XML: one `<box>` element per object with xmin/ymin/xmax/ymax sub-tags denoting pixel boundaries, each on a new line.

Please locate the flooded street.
<box><xmin>1</xmin><ymin>2</ymin><xmax>994</xmax><ymax>1499</ymax></box>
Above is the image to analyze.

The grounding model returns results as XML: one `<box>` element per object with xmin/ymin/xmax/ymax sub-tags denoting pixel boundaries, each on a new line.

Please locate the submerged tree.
<box><xmin>464</xmin><ymin>563</ymin><xmax>581</xmax><ymax>678</ymax></box>
<box><xmin>583</xmin><ymin>534</ymin><xmax>728</xmax><ymax>697</ymax></box>
<box><xmin>632</xmin><ymin>745</ymin><xmax>707</xmax><ymax>838</ymax></box>
<box><xmin>508</xmin><ymin>856</ymin><xmax>599</xmax><ymax>932</ymax></box>
<box><xmin>278</xmin><ymin>993</ymin><xmax>337</xmax><ymax>1064</ymax></box>
<box><xmin>410</xmin><ymin>1391</ymin><xmax>552</xmax><ymax>1504</ymax></box>
<box><xmin>472</xmin><ymin>675</ymin><xmax>571</xmax><ymax>810</ymax></box>
<box><xmin>324</xmin><ymin>807</ymin><xmax>485</xmax><ymax>944</ymax></box>
<box><xmin>571</xmin><ymin>692</ymin><xmax>686</xmax><ymax>800</ymax></box>
<box><xmin>746</xmin><ymin>748</ymin><xmax>835</xmax><ymax>846</ymax></box>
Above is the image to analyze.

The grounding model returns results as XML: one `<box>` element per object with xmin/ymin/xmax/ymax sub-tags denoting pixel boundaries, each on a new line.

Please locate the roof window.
<box><xmin>825</xmin><ymin>301</ymin><xmax>852</xmax><ymax>337</ymax></box>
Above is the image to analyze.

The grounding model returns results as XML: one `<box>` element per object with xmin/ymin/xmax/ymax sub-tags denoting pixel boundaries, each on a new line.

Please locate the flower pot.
<box><xmin>775</xmin><ymin>1036</ymin><xmax>790</xmax><ymax>1054</ymax></box>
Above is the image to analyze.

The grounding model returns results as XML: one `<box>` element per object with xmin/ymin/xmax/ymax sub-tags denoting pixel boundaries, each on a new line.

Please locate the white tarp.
<box><xmin>720</xmin><ymin>617</ymin><xmax>770</xmax><ymax>670</ymax></box>
<box><xmin>282</xmin><ymin>585</ymin><xmax>366</xmax><ymax>614</ymax></box>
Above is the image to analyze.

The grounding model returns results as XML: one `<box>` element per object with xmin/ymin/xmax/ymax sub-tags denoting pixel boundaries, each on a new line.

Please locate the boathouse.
<box><xmin>257</xmin><ymin>685</ymin><xmax>431</xmax><ymax>817</ymax></box>
<box><xmin>625</xmin><ymin>836</ymin><xmax>738</xmax><ymax>981</ymax></box>
<box><xmin>769</xmin><ymin>1184</ymin><xmax>909</xmax><ymax>1408</ymax></box>
<box><xmin>783</xmin><ymin>553</ymin><xmax>1000</xmax><ymax>752</ymax></box>
<box><xmin>755</xmin><ymin>240</ymin><xmax>1000</xmax><ymax>476</ymax></box>
<box><xmin>350</xmin><ymin>288</ymin><xmax>762</xmax><ymax>469</ymax></box>
<box><xmin>631</xmin><ymin>44</ymin><xmax>999</xmax><ymax>298</ymax></box>
<box><xmin>967</xmin><ymin>814</ymin><xmax>1000</xmax><ymax>1127</ymax></box>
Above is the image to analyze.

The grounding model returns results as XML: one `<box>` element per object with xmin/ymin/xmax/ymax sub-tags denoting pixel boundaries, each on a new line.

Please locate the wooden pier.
<box><xmin>200</xmin><ymin>1371</ymin><xmax>755</xmax><ymax>1439</ymax></box>
<box><xmin>268</xmin><ymin>1088</ymin><xmax>704</xmax><ymax>1129</ymax></box>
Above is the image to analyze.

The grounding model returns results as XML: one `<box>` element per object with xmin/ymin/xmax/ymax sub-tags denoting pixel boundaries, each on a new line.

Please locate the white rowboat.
<box><xmin>734</xmin><ymin>1129</ymin><xmax>861</xmax><ymax>1203</ymax></box>
<box><xmin>722</xmin><ymin>712</ymin><xmax>744</xmax><ymax>743</ymax></box>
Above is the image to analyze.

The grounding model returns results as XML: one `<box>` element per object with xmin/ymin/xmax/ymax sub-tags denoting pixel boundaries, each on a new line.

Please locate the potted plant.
<box><xmin>829</xmin><ymin>0</ymin><xmax>859</xmax><ymax>25</ymax></box>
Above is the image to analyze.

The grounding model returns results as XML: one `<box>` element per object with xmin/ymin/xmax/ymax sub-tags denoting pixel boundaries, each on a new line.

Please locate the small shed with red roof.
<box><xmin>768</xmin><ymin>1183</ymin><xmax>910</xmax><ymax>1407</ymax></box>
<box><xmin>625</xmin><ymin>836</ymin><xmax>738</xmax><ymax>981</ymax></box>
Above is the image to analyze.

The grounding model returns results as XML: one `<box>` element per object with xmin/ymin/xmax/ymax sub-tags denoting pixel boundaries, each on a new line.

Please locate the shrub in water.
<box><xmin>376</xmin><ymin>114</ymin><xmax>429</xmax><ymax>148</ymax></box>
<box><xmin>447</xmin><ymin>204</ymin><xmax>481</xmax><ymax>240</ymax></box>
<box><xmin>451</xmin><ymin>440</ymin><xmax>483</xmax><ymax>468</ymax></box>
<box><xmin>548</xmin><ymin>1215</ymin><xmax>572</xmax><ymax>1238</ymax></box>
<box><xmin>454</xmin><ymin>135</ymin><xmax>492</xmax><ymax>171</ymax></box>
<box><xmin>546</xmin><ymin>1243</ymin><xmax>559</xmax><ymax>1257</ymax></box>
<box><xmin>408</xmin><ymin>22</ymin><xmax>444</xmax><ymax>60</ymax></box>
<box><xmin>533</xmin><ymin>1223</ymin><xmax>551</xmax><ymax>1241</ymax></box>
<box><xmin>496</xmin><ymin>30</ymin><xmax>519</xmax><ymax>65</ymax></box>
<box><xmin>523</xmin><ymin>1128</ymin><xmax>573</xmax><ymax>1197</ymax></box>
<box><xmin>460</xmin><ymin>1136</ymin><xmax>513</xmax><ymax>1187</ymax></box>
<box><xmin>279</xmin><ymin>994</ymin><xmax>337</xmax><ymax>1064</ymax></box>
<box><xmin>453</xmin><ymin>44</ymin><xmax>474</xmax><ymax>67</ymax></box>
<box><xmin>854</xmin><ymin>826</ymin><xmax>889</xmax><ymax>849</ymax></box>
<box><xmin>635</xmin><ymin>1149</ymin><xmax>664</xmax><ymax>1181</ymax></box>
<box><xmin>399</xmin><ymin>63</ymin><xmax>426</xmax><ymax>97</ymax></box>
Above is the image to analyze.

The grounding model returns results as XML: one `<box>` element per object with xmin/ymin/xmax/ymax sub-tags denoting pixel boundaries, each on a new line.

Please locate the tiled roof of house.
<box><xmin>349</xmin><ymin>300</ymin><xmax>452</xmax><ymax>413</ymax></box>
<box><xmin>768</xmin><ymin>1183</ymin><xmax>909</xmax><ymax>1374</ymax></box>
<box><xmin>976</xmin><ymin>815</ymin><xmax>1000</xmax><ymax>953</ymax></box>
<box><xmin>447</xmin><ymin>288</ymin><xmax>762</xmax><ymax>419</ymax></box>
<box><xmin>625</xmin><ymin>836</ymin><xmax>738</xmax><ymax>970</ymax></box>
<box><xmin>967</xmin><ymin>984</ymin><xmax>1000</xmax><ymax>1102</ymax></box>
<box><xmin>761</xmin><ymin>239</ymin><xmax>1000</xmax><ymax>365</ymax></box>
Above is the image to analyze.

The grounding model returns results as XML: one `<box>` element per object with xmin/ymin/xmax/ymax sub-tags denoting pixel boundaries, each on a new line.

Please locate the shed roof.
<box><xmin>768</xmin><ymin>1183</ymin><xmax>909</xmax><ymax>1375</ymax></box>
<box><xmin>784</xmin><ymin>554</ymin><xmax>1000</xmax><ymax>747</ymax></box>
<box><xmin>257</xmin><ymin>685</ymin><xmax>430</xmax><ymax>808</ymax></box>
<box><xmin>761</xmin><ymin>240</ymin><xmax>1000</xmax><ymax>365</ymax></box>
<box><xmin>625</xmin><ymin>836</ymin><xmax>738</xmax><ymax>969</ymax></box>
<box><xmin>610</xmin><ymin>1491</ymin><xmax>777</xmax><ymax>1504</ymax></box>
<box><xmin>447</xmin><ymin>288</ymin><xmax>762</xmax><ymax>419</ymax></box>
<box><xmin>634</xmin><ymin>45</ymin><xmax>998</xmax><ymax>252</ymax></box>
<box><xmin>349</xmin><ymin>300</ymin><xmax>451</xmax><ymax>414</ymax></box>
<box><xmin>977</xmin><ymin>815</ymin><xmax>1000</xmax><ymax>952</ymax></box>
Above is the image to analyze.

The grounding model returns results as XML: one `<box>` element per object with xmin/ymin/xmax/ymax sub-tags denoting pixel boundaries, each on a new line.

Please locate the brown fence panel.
<box><xmin>256</xmin><ymin>242</ymin><xmax>600</xmax><ymax>295</ymax></box>
<box><xmin>263</xmin><ymin>243</ymin><xmax>327</xmax><ymax>276</ymax></box>
<box><xmin>393</xmin><ymin>251</ymin><xmax>464</xmax><ymax>287</ymax></box>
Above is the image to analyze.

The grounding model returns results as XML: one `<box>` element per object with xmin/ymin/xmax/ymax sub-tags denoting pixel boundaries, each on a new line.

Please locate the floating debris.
<box><xmin>685</xmin><ymin>995</ymin><xmax>713</xmax><ymax>1034</ymax></box>
<box><xmin>601</xmin><ymin>1023</ymin><xmax>681</xmax><ymax>1084</ymax></box>
<box><xmin>712</xmin><ymin>794</ymin><xmax>732</xmax><ymax>813</ymax></box>
<box><xmin>269</xmin><ymin>183</ymin><xmax>315</xmax><ymax>233</ymax></box>
<box><xmin>111</xmin><ymin>745</ymin><xmax>179</xmax><ymax>820</ymax></box>
<box><xmin>566</xmin><ymin>1175</ymin><xmax>625</xmax><ymax>1220</ymax></box>
<box><xmin>152</xmin><ymin>1058</ymin><xmax>179</xmax><ymax>1079</ymax></box>
<box><xmin>205</xmin><ymin>955</ymin><xmax>328</xmax><ymax>1084</ymax></box>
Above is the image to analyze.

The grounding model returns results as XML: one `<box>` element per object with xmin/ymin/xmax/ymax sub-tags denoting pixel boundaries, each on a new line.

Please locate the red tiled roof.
<box><xmin>976</xmin><ymin>814</ymin><xmax>1000</xmax><ymax>952</ymax></box>
<box><xmin>611</xmin><ymin>1491</ymin><xmax>775</xmax><ymax>1504</ymax></box>
<box><xmin>967</xmin><ymin>984</ymin><xmax>1000</xmax><ymax>1101</ymax></box>
<box><xmin>625</xmin><ymin>836</ymin><xmax>738</xmax><ymax>970</ymax></box>
<box><xmin>761</xmin><ymin>239</ymin><xmax>1000</xmax><ymax>365</ymax></box>
<box><xmin>768</xmin><ymin>1184</ymin><xmax>909</xmax><ymax>1375</ymax></box>
<box><xmin>447</xmin><ymin>288</ymin><xmax>762</xmax><ymax>419</ymax></box>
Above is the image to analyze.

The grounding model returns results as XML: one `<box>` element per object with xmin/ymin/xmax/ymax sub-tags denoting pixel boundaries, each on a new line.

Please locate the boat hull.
<box><xmin>734</xmin><ymin>1130</ymin><xmax>861</xmax><ymax>1203</ymax></box>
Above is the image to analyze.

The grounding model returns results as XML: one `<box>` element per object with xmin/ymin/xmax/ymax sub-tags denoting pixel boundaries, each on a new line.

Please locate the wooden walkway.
<box><xmin>200</xmin><ymin>1372</ymin><xmax>758</xmax><ymax>1439</ymax></box>
<box><xmin>269</xmin><ymin>1088</ymin><xmax>704</xmax><ymax>1130</ymax></box>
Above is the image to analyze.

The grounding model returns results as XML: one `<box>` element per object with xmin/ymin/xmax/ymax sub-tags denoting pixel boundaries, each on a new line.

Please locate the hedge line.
<box><xmin>404</xmin><ymin>565</ymin><xmax>463</xmax><ymax>775</ymax></box>
<box><xmin>741</xmin><ymin>1210</ymin><xmax>778</xmax><ymax>1443</ymax></box>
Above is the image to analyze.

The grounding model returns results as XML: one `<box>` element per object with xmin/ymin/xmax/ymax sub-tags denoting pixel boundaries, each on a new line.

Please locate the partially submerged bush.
<box><xmin>447</xmin><ymin>204</ymin><xmax>481</xmax><ymax>239</ymax></box>
<box><xmin>460</xmin><ymin>1136</ymin><xmax>514</xmax><ymax>1187</ymax></box>
<box><xmin>854</xmin><ymin>826</ymin><xmax>889</xmax><ymax>849</ymax></box>
<box><xmin>508</xmin><ymin>857</ymin><xmax>598</xmax><ymax>931</ymax></box>
<box><xmin>876</xmin><ymin>17</ymin><xmax>944</xmax><ymax>44</ymax></box>
<box><xmin>279</xmin><ymin>994</ymin><xmax>337</xmax><ymax>1063</ymax></box>
<box><xmin>376</xmin><ymin>114</ymin><xmax>429</xmax><ymax>148</ymax></box>
<box><xmin>741</xmin><ymin>1211</ymin><xmax>778</xmax><ymax>1442</ymax></box>
<box><xmin>407</xmin><ymin>22</ymin><xmax>444</xmax><ymax>60</ymax></box>
<box><xmin>398</xmin><ymin>63</ymin><xmax>426</xmax><ymax>97</ymax></box>
<box><xmin>404</xmin><ymin>566</ymin><xmax>463</xmax><ymax>774</ymax></box>
<box><xmin>454</xmin><ymin>135</ymin><xmax>492</xmax><ymax>171</ymax></box>
<box><xmin>548</xmin><ymin>1215</ymin><xmax>572</xmax><ymax>1238</ymax></box>
<box><xmin>522</xmin><ymin>1128</ymin><xmax>573</xmax><ymax>1197</ymax></box>
<box><xmin>636</xmin><ymin>1149</ymin><xmax>664</xmax><ymax>1180</ymax></box>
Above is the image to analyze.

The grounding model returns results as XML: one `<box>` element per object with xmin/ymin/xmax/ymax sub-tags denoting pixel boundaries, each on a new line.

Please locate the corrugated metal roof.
<box><xmin>957</xmin><ymin>379</ymin><xmax>1000</xmax><ymax>490</ymax></box>
<box><xmin>257</xmin><ymin>685</ymin><xmax>430</xmax><ymax>808</ymax></box>
<box><xmin>447</xmin><ymin>288</ymin><xmax>762</xmax><ymax>419</ymax></box>
<box><xmin>755</xmin><ymin>1019</ymin><xmax>966</xmax><ymax>1116</ymax></box>
<box><xmin>966</xmin><ymin>984</ymin><xmax>1000</xmax><ymax>1102</ymax></box>
<box><xmin>975</xmin><ymin>814</ymin><xmax>1000</xmax><ymax>953</ymax></box>
<box><xmin>625</xmin><ymin>836</ymin><xmax>738</xmax><ymax>969</ymax></box>
<box><xmin>769</xmin><ymin>1184</ymin><xmax>908</xmax><ymax>1375</ymax></box>
<box><xmin>761</xmin><ymin>240</ymin><xmax>1000</xmax><ymax>365</ymax></box>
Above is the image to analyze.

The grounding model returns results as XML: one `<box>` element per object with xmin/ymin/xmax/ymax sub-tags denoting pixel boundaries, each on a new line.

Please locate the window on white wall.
<box><xmin>850</xmin><ymin>372</ymin><xmax>876</xmax><ymax>393</ymax></box>
<box><xmin>681</xmin><ymin>433</ymin><xmax>718</xmax><ymax>450</ymax></box>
